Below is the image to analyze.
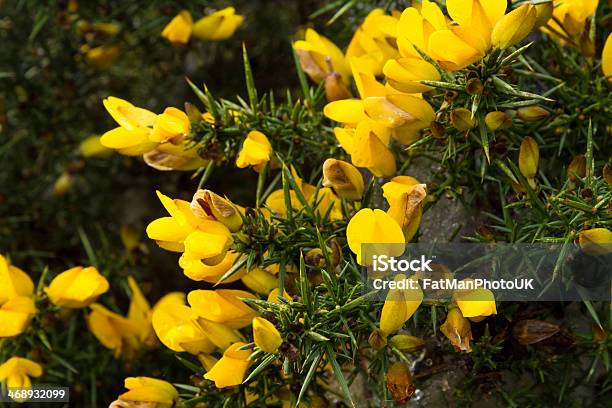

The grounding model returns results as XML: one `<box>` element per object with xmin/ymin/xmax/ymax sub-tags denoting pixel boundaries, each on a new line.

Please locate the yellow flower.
<box><xmin>440</xmin><ymin>307</ymin><xmax>473</xmax><ymax>352</ymax></box>
<box><xmin>188</xmin><ymin>289</ymin><xmax>257</xmax><ymax>329</ymax></box>
<box><xmin>484</xmin><ymin>111</ymin><xmax>512</xmax><ymax>131</ymax></box>
<box><xmin>100</xmin><ymin>97</ymin><xmax>158</xmax><ymax>155</ymax></box>
<box><xmin>161</xmin><ymin>10</ymin><xmax>193</xmax><ymax>44</ymax></box>
<box><xmin>252</xmin><ymin>317</ymin><xmax>282</xmax><ymax>353</ymax></box>
<box><xmin>180</xmin><ymin>250</ymin><xmax>246</xmax><ymax>283</ymax></box>
<box><xmin>347</xmin><ymin>9</ymin><xmax>400</xmax><ymax>76</ymax></box>
<box><xmin>380</xmin><ymin>274</ymin><xmax>423</xmax><ymax>336</ymax></box>
<box><xmin>241</xmin><ymin>267</ymin><xmax>278</xmax><ymax>295</ymax></box>
<box><xmin>204</xmin><ymin>342</ymin><xmax>251</xmax><ymax>388</ymax></box>
<box><xmin>151</xmin><ymin>292</ymin><xmax>216</xmax><ymax>355</ymax></box>
<box><xmin>579</xmin><ymin>228</ymin><xmax>612</xmax><ymax>255</ymax></box>
<box><xmin>0</xmin><ymin>357</ymin><xmax>43</xmax><ymax>401</ymax></box>
<box><xmin>334</xmin><ymin>122</ymin><xmax>396</xmax><ymax>177</ymax></box>
<box><xmin>0</xmin><ymin>255</ymin><xmax>33</xmax><ymax>304</ymax></box>
<box><xmin>146</xmin><ymin>190</ymin><xmax>201</xmax><ymax>252</ymax></box>
<box><xmin>0</xmin><ymin>297</ymin><xmax>36</xmax><ymax>338</ymax></box>
<box><xmin>79</xmin><ymin>135</ymin><xmax>113</xmax><ymax>157</ymax></box>
<box><xmin>111</xmin><ymin>377</ymin><xmax>178</xmax><ymax>408</ymax></box>
<box><xmin>190</xmin><ymin>189</ymin><xmax>243</xmax><ymax>232</ymax></box>
<box><xmin>293</xmin><ymin>28</ymin><xmax>350</xmax><ymax>84</ymax></box>
<box><xmin>182</xmin><ymin>221</ymin><xmax>233</xmax><ymax>266</ymax></box>
<box><xmin>383</xmin><ymin>176</ymin><xmax>427</xmax><ymax>242</ymax></box>
<box><xmin>45</xmin><ymin>266</ymin><xmax>109</xmax><ymax>308</ymax></box>
<box><xmin>454</xmin><ymin>282</ymin><xmax>497</xmax><ymax>321</ymax></box>
<box><xmin>236</xmin><ymin>130</ymin><xmax>272</xmax><ymax>172</ymax></box>
<box><xmin>322</xmin><ymin>159</ymin><xmax>364</xmax><ymax>201</ymax></box>
<box><xmin>346</xmin><ymin>208</ymin><xmax>405</xmax><ymax>265</ymax></box>
<box><xmin>603</xmin><ymin>33</ymin><xmax>612</xmax><ymax>80</ymax></box>
<box><xmin>85</xmin><ymin>45</ymin><xmax>121</xmax><ymax>68</ymax></box>
<box><xmin>86</xmin><ymin>303</ymin><xmax>140</xmax><ymax>358</ymax></box>
<box><xmin>150</xmin><ymin>107</ymin><xmax>190</xmax><ymax>143</ymax></box>
<box><xmin>192</xmin><ymin>7</ymin><xmax>244</xmax><ymax>41</ymax></box>
<box><xmin>518</xmin><ymin>136</ymin><xmax>539</xmax><ymax>180</ymax></box>
<box><xmin>383</xmin><ymin>57</ymin><xmax>441</xmax><ymax>93</ymax></box>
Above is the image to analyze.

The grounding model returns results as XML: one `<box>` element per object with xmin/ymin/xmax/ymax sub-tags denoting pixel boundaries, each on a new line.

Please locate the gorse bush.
<box><xmin>1</xmin><ymin>0</ymin><xmax>611</xmax><ymax>407</ymax></box>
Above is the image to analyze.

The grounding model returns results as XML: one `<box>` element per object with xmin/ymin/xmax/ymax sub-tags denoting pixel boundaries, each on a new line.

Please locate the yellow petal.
<box><xmin>455</xmin><ymin>285</ymin><xmax>497</xmax><ymax>318</ymax></box>
<box><xmin>0</xmin><ymin>256</ymin><xmax>34</xmax><ymax>303</ymax></box>
<box><xmin>45</xmin><ymin>266</ymin><xmax>109</xmax><ymax>308</ymax></box>
<box><xmin>192</xmin><ymin>7</ymin><xmax>244</xmax><ymax>41</ymax></box>
<box><xmin>188</xmin><ymin>289</ymin><xmax>257</xmax><ymax>329</ymax></box>
<box><xmin>241</xmin><ymin>267</ymin><xmax>278</xmax><ymax>295</ymax></box>
<box><xmin>346</xmin><ymin>208</ymin><xmax>405</xmax><ymax>265</ymax></box>
<box><xmin>428</xmin><ymin>30</ymin><xmax>483</xmax><ymax>71</ymax></box>
<box><xmin>380</xmin><ymin>275</ymin><xmax>423</xmax><ymax>336</ymax></box>
<box><xmin>491</xmin><ymin>5</ymin><xmax>537</xmax><ymax>49</ymax></box>
<box><xmin>603</xmin><ymin>33</ymin><xmax>612</xmax><ymax>80</ymax></box>
<box><xmin>323</xmin><ymin>100</ymin><xmax>366</xmax><ymax>124</ymax></box>
<box><xmin>161</xmin><ymin>10</ymin><xmax>193</xmax><ymax>44</ymax></box>
<box><xmin>383</xmin><ymin>58</ymin><xmax>440</xmax><ymax>93</ymax></box>
<box><xmin>0</xmin><ymin>296</ymin><xmax>36</xmax><ymax>337</ymax></box>
<box><xmin>102</xmin><ymin>97</ymin><xmax>156</xmax><ymax>130</ymax></box>
<box><xmin>236</xmin><ymin>130</ymin><xmax>272</xmax><ymax>170</ymax></box>
<box><xmin>100</xmin><ymin>127</ymin><xmax>157</xmax><ymax>155</ymax></box>
<box><xmin>352</xmin><ymin>121</ymin><xmax>396</xmax><ymax>177</ymax></box>
<box><xmin>203</xmin><ymin>342</ymin><xmax>251</xmax><ymax>388</ymax></box>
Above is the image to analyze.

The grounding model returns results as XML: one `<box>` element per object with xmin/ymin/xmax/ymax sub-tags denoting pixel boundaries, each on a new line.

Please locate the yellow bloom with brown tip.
<box><xmin>204</xmin><ymin>342</ymin><xmax>251</xmax><ymax>388</ymax></box>
<box><xmin>252</xmin><ymin>317</ymin><xmax>282</xmax><ymax>353</ymax></box>
<box><xmin>440</xmin><ymin>307</ymin><xmax>473</xmax><ymax>352</ymax></box>
<box><xmin>519</xmin><ymin>136</ymin><xmax>539</xmax><ymax>180</ymax></box>
<box><xmin>383</xmin><ymin>176</ymin><xmax>427</xmax><ymax>242</ymax></box>
<box><xmin>45</xmin><ymin>266</ymin><xmax>109</xmax><ymax>308</ymax></box>
<box><xmin>322</xmin><ymin>159</ymin><xmax>364</xmax><ymax>201</ymax></box>
<box><xmin>161</xmin><ymin>10</ymin><xmax>193</xmax><ymax>44</ymax></box>
<box><xmin>293</xmin><ymin>28</ymin><xmax>350</xmax><ymax>84</ymax></box>
<box><xmin>112</xmin><ymin>377</ymin><xmax>178</xmax><ymax>408</ymax></box>
<box><xmin>192</xmin><ymin>7</ymin><xmax>244</xmax><ymax>41</ymax></box>
<box><xmin>188</xmin><ymin>289</ymin><xmax>257</xmax><ymax>329</ymax></box>
<box><xmin>191</xmin><ymin>189</ymin><xmax>243</xmax><ymax>232</ymax></box>
<box><xmin>0</xmin><ymin>357</ymin><xmax>43</xmax><ymax>401</ymax></box>
<box><xmin>236</xmin><ymin>130</ymin><xmax>272</xmax><ymax>172</ymax></box>
<box><xmin>579</xmin><ymin>228</ymin><xmax>612</xmax><ymax>255</ymax></box>
<box><xmin>491</xmin><ymin>4</ymin><xmax>537</xmax><ymax>49</ymax></box>
<box><xmin>346</xmin><ymin>208</ymin><xmax>405</xmax><ymax>265</ymax></box>
<box><xmin>380</xmin><ymin>274</ymin><xmax>423</xmax><ymax>336</ymax></box>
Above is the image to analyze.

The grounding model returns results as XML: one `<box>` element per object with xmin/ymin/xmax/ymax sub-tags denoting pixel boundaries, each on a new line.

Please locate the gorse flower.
<box><xmin>380</xmin><ymin>274</ymin><xmax>423</xmax><ymax>337</ymax></box>
<box><xmin>45</xmin><ymin>266</ymin><xmax>109</xmax><ymax>308</ymax></box>
<box><xmin>236</xmin><ymin>130</ymin><xmax>273</xmax><ymax>172</ymax></box>
<box><xmin>322</xmin><ymin>159</ymin><xmax>365</xmax><ymax>201</ymax></box>
<box><xmin>294</xmin><ymin>28</ymin><xmax>350</xmax><ymax>84</ymax></box>
<box><xmin>541</xmin><ymin>0</ymin><xmax>599</xmax><ymax>49</ymax></box>
<box><xmin>346</xmin><ymin>208</ymin><xmax>405</xmax><ymax>265</ymax></box>
<box><xmin>203</xmin><ymin>342</ymin><xmax>251</xmax><ymax>388</ymax></box>
<box><xmin>188</xmin><ymin>289</ymin><xmax>257</xmax><ymax>329</ymax></box>
<box><xmin>441</xmin><ymin>306</ymin><xmax>473</xmax><ymax>353</ymax></box>
<box><xmin>0</xmin><ymin>357</ymin><xmax>43</xmax><ymax>402</ymax></box>
<box><xmin>252</xmin><ymin>316</ymin><xmax>282</xmax><ymax>353</ymax></box>
<box><xmin>161</xmin><ymin>10</ymin><xmax>193</xmax><ymax>44</ymax></box>
<box><xmin>110</xmin><ymin>377</ymin><xmax>178</xmax><ymax>408</ymax></box>
<box><xmin>383</xmin><ymin>176</ymin><xmax>427</xmax><ymax>242</ymax></box>
<box><xmin>0</xmin><ymin>255</ymin><xmax>35</xmax><ymax>338</ymax></box>
<box><xmin>192</xmin><ymin>7</ymin><xmax>244</xmax><ymax>41</ymax></box>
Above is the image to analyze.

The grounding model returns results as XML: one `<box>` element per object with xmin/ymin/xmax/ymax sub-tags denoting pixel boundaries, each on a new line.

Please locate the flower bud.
<box><xmin>322</xmin><ymin>159</ymin><xmax>364</xmax><ymax>201</ymax></box>
<box><xmin>79</xmin><ymin>135</ymin><xmax>112</xmax><ymax>157</ymax></box>
<box><xmin>440</xmin><ymin>307</ymin><xmax>472</xmax><ymax>352</ymax></box>
<box><xmin>386</xmin><ymin>362</ymin><xmax>415</xmax><ymax>404</ymax></box>
<box><xmin>485</xmin><ymin>111</ymin><xmax>512</xmax><ymax>131</ymax></box>
<box><xmin>512</xmin><ymin>319</ymin><xmax>560</xmax><ymax>345</ymax></box>
<box><xmin>305</xmin><ymin>248</ymin><xmax>325</xmax><ymax>268</ymax></box>
<box><xmin>191</xmin><ymin>189</ymin><xmax>243</xmax><ymax>232</ymax></box>
<box><xmin>519</xmin><ymin>136</ymin><xmax>539</xmax><ymax>180</ymax></box>
<box><xmin>253</xmin><ymin>317</ymin><xmax>282</xmax><ymax>353</ymax></box>
<box><xmin>492</xmin><ymin>4</ymin><xmax>537</xmax><ymax>49</ymax></box>
<box><xmin>450</xmin><ymin>108</ymin><xmax>475</xmax><ymax>131</ymax></box>
<box><xmin>430</xmin><ymin>120</ymin><xmax>446</xmax><ymax>139</ymax></box>
<box><xmin>592</xmin><ymin>323</ymin><xmax>608</xmax><ymax>344</ymax></box>
<box><xmin>517</xmin><ymin>106</ymin><xmax>549</xmax><ymax>122</ymax></box>
<box><xmin>241</xmin><ymin>267</ymin><xmax>277</xmax><ymax>295</ymax></box>
<box><xmin>368</xmin><ymin>329</ymin><xmax>387</xmax><ymax>350</ymax></box>
<box><xmin>567</xmin><ymin>155</ymin><xmax>586</xmax><ymax>181</ymax></box>
<box><xmin>465</xmin><ymin>78</ymin><xmax>483</xmax><ymax>95</ymax></box>
<box><xmin>579</xmin><ymin>228</ymin><xmax>612</xmax><ymax>255</ymax></box>
<box><xmin>53</xmin><ymin>172</ymin><xmax>74</xmax><ymax>196</ymax></box>
<box><xmin>389</xmin><ymin>334</ymin><xmax>425</xmax><ymax>353</ymax></box>
<box><xmin>324</xmin><ymin>72</ymin><xmax>351</xmax><ymax>102</ymax></box>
